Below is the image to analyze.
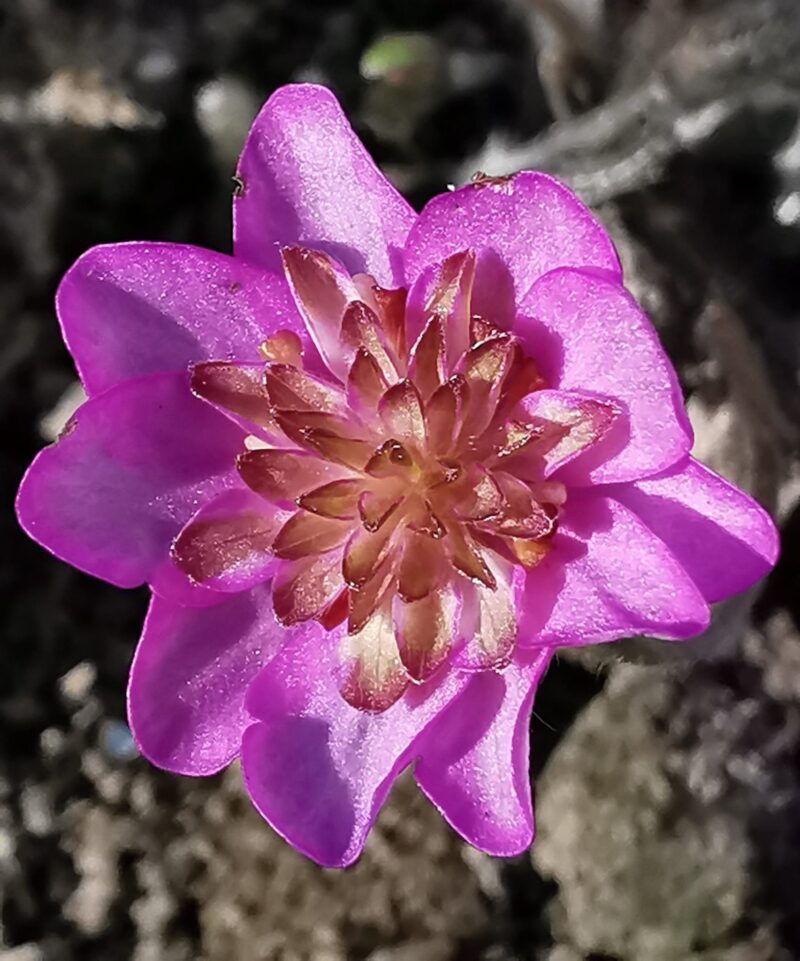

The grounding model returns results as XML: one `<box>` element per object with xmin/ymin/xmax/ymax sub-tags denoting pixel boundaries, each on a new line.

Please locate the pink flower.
<box><xmin>17</xmin><ymin>85</ymin><xmax>778</xmax><ymax>866</ymax></box>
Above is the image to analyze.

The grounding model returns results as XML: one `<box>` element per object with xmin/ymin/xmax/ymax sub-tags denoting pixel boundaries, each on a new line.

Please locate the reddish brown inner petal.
<box><xmin>371</xmin><ymin>284</ymin><xmax>408</xmax><ymax>362</ymax></box>
<box><xmin>346</xmin><ymin>348</ymin><xmax>389</xmax><ymax>413</ymax></box>
<box><xmin>172</xmin><ymin>510</ymin><xmax>277</xmax><ymax>583</ymax></box>
<box><xmin>339</xmin><ymin>604</ymin><xmax>410</xmax><ymax>713</ymax></box>
<box><xmin>408</xmin><ymin>316</ymin><xmax>447</xmax><ymax>401</ymax></box>
<box><xmin>458</xmin><ymin>466</ymin><xmax>504</xmax><ymax>521</ymax></box>
<box><xmin>272</xmin><ymin>551</ymin><xmax>342</xmax><ymax>626</ymax></box>
<box><xmin>444</xmin><ymin>520</ymin><xmax>496</xmax><ymax>589</ymax></box>
<box><xmin>365</xmin><ymin>439</ymin><xmax>415</xmax><ymax>479</ymax></box>
<box><xmin>281</xmin><ymin>247</ymin><xmax>352</xmax><ymax>353</ymax></box>
<box><xmin>272</xmin><ymin>511</ymin><xmax>350</xmax><ymax>560</ymax></box>
<box><xmin>340</xmin><ymin>301</ymin><xmax>398</xmax><ymax>383</ymax></box>
<box><xmin>458</xmin><ymin>336</ymin><xmax>516</xmax><ymax>442</ymax></box>
<box><xmin>358</xmin><ymin>485</ymin><xmax>404</xmax><ymax>532</ymax></box>
<box><xmin>302</xmin><ymin>430</ymin><xmax>376</xmax><ymax>470</ymax></box>
<box><xmin>378</xmin><ymin>379</ymin><xmax>426</xmax><ymax>446</ymax></box>
<box><xmin>298</xmin><ymin>478</ymin><xmax>364</xmax><ymax>520</ymax></box>
<box><xmin>425</xmin><ymin>375</ymin><xmax>467</xmax><ymax>456</ymax></box>
<box><xmin>237</xmin><ymin>448</ymin><xmax>346</xmax><ymax>504</ymax></box>
<box><xmin>348</xmin><ymin>550</ymin><xmax>397</xmax><ymax>634</ymax></box>
<box><xmin>342</xmin><ymin>520</ymin><xmax>399</xmax><ymax>587</ymax></box>
<box><xmin>470</xmin><ymin>315</ymin><xmax>502</xmax><ymax>345</ymax></box>
<box><xmin>259</xmin><ymin>330</ymin><xmax>303</xmax><ymax>366</ymax></box>
<box><xmin>318</xmin><ymin>588</ymin><xmax>349</xmax><ymax>630</ymax></box>
<box><xmin>190</xmin><ymin>362</ymin><xmax>274</xmax><ymax>430</ymax></box>
<box><xmin>265</xmin><ymin>364</ymin><xmax>346</xmax><ymax>413</ymax></box>
<box><xmin>424</xmin><ymin>249</ymin><xmax>476</xmax><ymax>368</ymax></box>
<box><xmin>394</xmin><ymin>590</ymin><xmax>455</xmax><ymax>683</ymax></box>
<box><xmin>397</xmin><ymin>532</ymin><xmax>446</xmax><ymax>602</ymax></box>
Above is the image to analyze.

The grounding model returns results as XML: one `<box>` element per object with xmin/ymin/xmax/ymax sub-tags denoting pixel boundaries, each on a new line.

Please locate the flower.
<box><xmin>16</xmin><ymin>84</ymin><xmax>778</xmax><ymax>867</ymax></box>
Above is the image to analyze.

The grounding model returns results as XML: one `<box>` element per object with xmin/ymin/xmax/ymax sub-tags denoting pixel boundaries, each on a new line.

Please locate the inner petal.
<box><xmin>339</xmin><ymin>603</ymin><xmax>410</xmax><ymax>712</ymax></box>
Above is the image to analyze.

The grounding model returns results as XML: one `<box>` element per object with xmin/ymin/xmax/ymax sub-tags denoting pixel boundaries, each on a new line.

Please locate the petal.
<box><xmin>394</xmin><ymin>585</ymin><xmax>460</xmax><ymax>682</ymax></box>
<box><xmin>515</xmin><ymin>492</ymin><xmax>711</xmax><ymax>646</ymax></box>
<box><xmin>443</xmin><ymin>521</ymin><xmax>496</xmax><ymax>589</ymax></box>
<box><xmin>340</xmin><ymin>603</ymin><xmax>410</xmax><ymax>712</ymax></box>
<box><xmin>16</xmin><ymin>372</ymin><xmax>243</xmax><ymax>589</ymax></box>
<box><xmin>347</xmin><ymin>348</ymin><xmax>389</xmax><ymax>413</ymax></box>
<box><xmin>378</xmin><ymin>379</ymin><xmax>426</xmax><ymax>446</ymax></box>
<box><xmin>171</xmin><ymin>488</ymin><xmax>285</xmax><ymax>593</ymax></box>
<box><xmin>343</xmin><ymin>517</ymin><xmax>400</xmax><ymax>586</ymax></box>
<box><xmin>517</xmin><ymin>389</ymin><xmax>625</xmax><ymax>477</ymax></box>
<box><xmin>425</xmin><ymin>375</ymin><xmax>467</xmax><ymax>456</ymax></box>
<box><xmin>58</xmin><ymin>243</ymin><xmax>302</xmax><ymax>396</ymax></box>
<box><xmin>408</xmin><ymin>316</ymin><xmax>447</xmax><ymax>401</ymax></box>
<box><xmin>240</xmin><ymin>622</ymin><xmax>468</xmax><ymax>867</ymax></box>
<box><xmin>127</xmin><ymin>585</ymin><xmax>278</xmax><ymax>775</ymax></box>
<box><xmin>404</xmin><ymin>172</ymin><xmax>621</xmax><ymax>322</ymax></box>
<box><xmin>272</xmin><ymin>551</ymin><xmax>343</xmax><ymax>626</ymax></box>
<box><xmin>271</xmin><ymin>511</ymin><xmax>350</xmax><ymax>560</ymax></box>
<box><xmin>234</xmin><ymin>84</ymin><xmax>415</xmax><ymax>287</ymax></box>
<box><xmin>281</xmin><ymin>247</ymin><xmax>360</xmax><ymax>381</ymax></box>
<box><xmin>517</xmin><ymin>268</ymin><xmax>692</xmax><ymax>483</ymax></box>
<box><xmin>456</xmin><ymin>552</ymin><xmax>518</xmax><ymax>670</ymax></box>
<box><xmin>415</xmin><ymin>648</ymin><xmax>552</xmax><ymax>856</ymax></box>
<box><xmin>298</xmin><ymin>478</ymin><xmax>364</xmax><ymax>520</ymax></box>
<box><xmin>397</xmin><ymin>532</ymin><xmax>447</xmax><ymax>602</ymax></box>
<box><xmin>406</xmin><ymin>251</ymin><xmax>476</xmax><ymax>370</ymax></box>
<box><xmin>191</xmin><ymin>361</ymin><xmax>277</xmax><ymax>439</ymax></box>
<box><xmin>610</xmin><ymin>456</ymin><xmax>779</xmax><ymax>603</ymax></box>
<box><xmin>340</xmin><ymin>301</ymin><xmax>399</xmax><ymax>384</ymax></box>
<box><xmin>264</xmin><ymin>361</ymin><xmax>347</xmax><ymax>414</ymax></box>
<box><xmin>238</xmin><ymin>447</ymin><xmax>350</xmax><ymax>506</ymax></box>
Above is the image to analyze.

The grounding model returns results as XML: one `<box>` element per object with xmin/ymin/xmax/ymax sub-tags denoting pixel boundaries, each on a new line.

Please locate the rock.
<box><xmin>533</xmin><ymin>618</ymin><xmax>800</xmax><ymax>960</ymax></box>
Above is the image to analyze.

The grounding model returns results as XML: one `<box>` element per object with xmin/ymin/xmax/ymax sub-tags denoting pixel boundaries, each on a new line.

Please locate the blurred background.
<box><xmin>2</xmin><ymin>0</ymin><xmax>800</xmax><ymax>958</ymax></box>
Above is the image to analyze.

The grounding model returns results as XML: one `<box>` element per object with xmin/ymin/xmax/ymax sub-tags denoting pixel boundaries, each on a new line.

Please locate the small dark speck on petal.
<box><xmin>228</xmin><ymin>281</ymin><xmax>242</xmax><ymax>294</ymax></box>
<box><xmin>470</xmin><ymin>172</ymin><xmax>513</xmax><ymax>193</ymax></box>
<box><xmin>58</xmin><ymin>417</ymin><xmax>78</xmax><ymax>441</ymax></box>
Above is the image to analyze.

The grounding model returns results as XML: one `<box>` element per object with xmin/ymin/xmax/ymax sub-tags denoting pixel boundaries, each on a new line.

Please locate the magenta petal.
<box><xmin>128</xmin><ymin>586</ymin><xmax>279</xmax><ymax>775</ymax></box>
<box><xmin>234</xmin><ymin>84</ymin><xmax>414</xmax><ymax>287</ymax></box>
<box><xmin>240</xmin><ymin>623</ymin><xmax>468</xmax><ymax>867</ymax></box>
<box><xmin>403</xmin><ymin>172</ymin><xmax>621</xmax><ymax>321</ymax></box>
<box><xmin>16</xmin><ymin>372</ymin><xmax>244</xmax><ymax>589</ymax></box>
<box><xmin>516</xmin><ymin>492</ymin><xmax>710</xmax><ymax>646</ymax></box>
<box><xmin>611</xmin><ymin>456</ymin><xmax>779</xmax><ymax>603</ymax></box>
<box><xmin>149</xmin><ymin>558</ymin><xmax>227</xmax><ymax>609</ymax></box>
<box><xmin>415</xmin><ymin>648</ymin><xmax>552</xmax><ymax>856</ymax></box>
<box><xmin>518</xmin><ymin>268</ymin><xmax>692</xmax><ymax>484</ymax></box>
<box><xmin>58</xmin><ymin>243</ymin><xmax>302</xmax><ymax>396</ymax></box>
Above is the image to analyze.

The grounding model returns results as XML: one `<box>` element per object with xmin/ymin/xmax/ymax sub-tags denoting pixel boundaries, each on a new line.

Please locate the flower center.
<box><xmin>178</xmin><ymin>247</ymin><xmax>621</xmax><ymax>711</ymax></box>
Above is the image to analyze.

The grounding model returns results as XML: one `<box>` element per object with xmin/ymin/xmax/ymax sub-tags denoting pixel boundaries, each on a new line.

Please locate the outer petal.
<box><xmin>58</xmin><ymin>243</ymin><xmax>302</xmax><ymax>396</ymax></box>
<box><xmin>127</xmin><ymin>586</ymin><xmax>279</xmax><ymax>775</ymax></box>
<box><xmin>149</xmin><ymin>558</ymin><xmax>227</xmax><ymax>609</ymax></box>
<box><xmin>16</xmin><ymin>372</ymin><xmax>243</xmax><ymax>589</ymax></box>
<box><xmin>234</xmin><ymin>84</ymin><xmax>415</xmax><ymax>286</ymax></box>
<box><xmin>403</xmin><ymin>172</ymin><xmax>621</xmax><ymax>323</ymax></box>
<box><xmin>518</xmin><ymin>268</ymin><xmax>692</xmax><ymax>483</ymax></box>
<box><xmin>241</xmin><ymin>622</ymin><xmax>468</xmax><ymax>867</ymax></box>
<box><xmin>610</xmin><ymin>456</ymin><xmax>779</xmax><ymax>603</ymax></box>
<box><xmin>415</xmin><ymin>648</ymin><xmax>552</xmax><ymax>856</ymax></box>
<box><xmin>516</xmin><ymin>492</ymin><xmax>710</xmax><ymax>646</ymax></box>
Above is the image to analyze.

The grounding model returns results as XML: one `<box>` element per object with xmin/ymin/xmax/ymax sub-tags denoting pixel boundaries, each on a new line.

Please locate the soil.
<box><xmin>2</xmin><ymin>1</ymin><xmax>799</xmax><ymax>959</ymax></box>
